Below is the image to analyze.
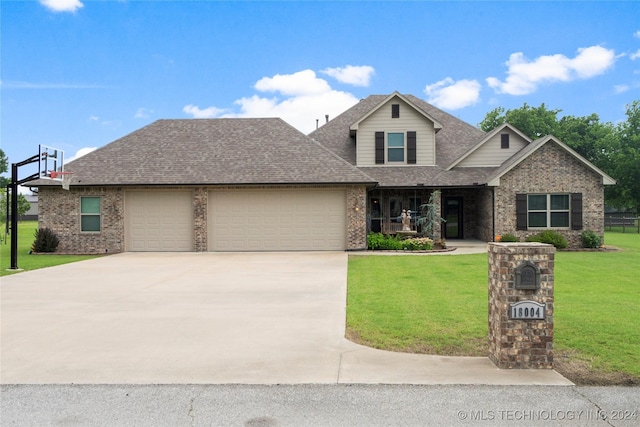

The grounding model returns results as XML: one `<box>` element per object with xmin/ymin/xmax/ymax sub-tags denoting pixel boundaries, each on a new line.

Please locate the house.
<box><xmin>33</xmin><ymin>93</ymin><xmax>614</xmax><ymax>253</ymax></box>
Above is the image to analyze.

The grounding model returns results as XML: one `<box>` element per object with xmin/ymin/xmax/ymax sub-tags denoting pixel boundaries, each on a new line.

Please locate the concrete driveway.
<box><xmin>1</xmin><ymin>253</ymin><xmax>570</xmax><ymax>385</ymax></box>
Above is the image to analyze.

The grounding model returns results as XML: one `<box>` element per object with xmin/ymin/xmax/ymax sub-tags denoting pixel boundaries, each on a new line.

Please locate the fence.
<box><xmin>604</xmin><ymin>216</ymin><xmax>640</xmax><ymax>233</ymax></box>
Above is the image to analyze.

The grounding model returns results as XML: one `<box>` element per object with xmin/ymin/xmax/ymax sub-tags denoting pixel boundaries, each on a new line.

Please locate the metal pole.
<box><xmin>10</xmin><ymin>163</ymin><xmax>19</xmax><ymax>269</ymax></box>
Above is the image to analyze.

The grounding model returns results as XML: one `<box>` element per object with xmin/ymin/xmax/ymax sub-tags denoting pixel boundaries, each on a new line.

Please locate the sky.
<box><xmin>2</xmin><ymin>0</ymin><xmax>639</xmax><ymax>190</ymax></box>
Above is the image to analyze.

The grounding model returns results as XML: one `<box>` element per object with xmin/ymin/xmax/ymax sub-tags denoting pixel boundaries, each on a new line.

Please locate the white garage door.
<box><xmin>209</xmin><ymin>189</ymin><xmax>346</xmax><ymax>251</ymax></box>
<box><xmin>126</xmin><ymin>191</ymin><xmax>193</xmax><ymax>251</ymax></box>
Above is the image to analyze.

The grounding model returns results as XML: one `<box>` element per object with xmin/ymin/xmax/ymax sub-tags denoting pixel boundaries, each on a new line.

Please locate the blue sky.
<box><xmin>2</xmin><ymin>0</ymin><xmax>639</xmax><ymax>187</ymax></box>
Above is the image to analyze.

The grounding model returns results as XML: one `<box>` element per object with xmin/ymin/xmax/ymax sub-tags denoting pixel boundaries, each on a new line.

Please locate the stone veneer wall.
<box><xmin>38</xmin><ymin>186</ymin><xmax>125</xmax><ymax>254</ymax></box>
<box><xmin>38</xmin><ymin>184</ymin><xmax>368</xmax><ymax>254</ymax></box>
<box><xmin>488</xmin><ymin>242</ymin><xmax>555</xmax><ymax>369</ymax></box>
<box><xmin>494</xmin><ymin>142</ymin><xmax>605</xmax><ymax>248</ymax></box>
<box><xmin>476</xmin><ymin>187</ymin><xmax>494</xmax><ymax>242</ymax></box>
<box><xmin>346</xmin><ymin>186</ymin><xmax>368</xmax><ymax>250</ymax></box>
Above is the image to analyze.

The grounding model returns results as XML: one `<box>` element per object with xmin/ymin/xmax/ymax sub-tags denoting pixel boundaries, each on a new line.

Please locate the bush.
<box><xmin>499</xmin><ymin>233</ymin><xmax>519</xmax><ymax>242</ymax></box>
<box><xmin>581</xmin><ymin>230</ymin><xmax>603</xmax><ymax>248</ymax></box>
<box><xmin>32</xmin><ymin>228</ymin><xmax>60</xmax><ymax>253</ymax></box>
<box><xmin>525</xmin><ymin>230</ymin><xmax>568</xmax><ymax>249</ymax></box>
<box><xmin>367</xmin><ymin>233</ymin><xmax>403</xmax><ymax>250</ymax></box>
<box><xmin>401</xmin><ymin>237</ymin><xmax>434</xmax><ymax>251</ymax></box>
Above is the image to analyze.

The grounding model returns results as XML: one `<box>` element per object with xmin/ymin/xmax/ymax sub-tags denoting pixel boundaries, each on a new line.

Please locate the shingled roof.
<box><xmin>308</xmin><ymin>93</ymin><xmax>490</xmax><ymax>187</ymax></box>
<box><xmin>34</xmin><ymin>118</ymin><xmax>376</xmax><ymax>186</ymax></box>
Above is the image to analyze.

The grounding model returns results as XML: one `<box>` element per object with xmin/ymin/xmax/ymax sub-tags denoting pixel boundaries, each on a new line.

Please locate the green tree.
<box><xmin>479</xmin><ymin>103</ymin><xmax>561</xmax><ymax>138</ymax></box>
<box><xmin>0</xmin><ymin>192</ymin><xmax>32</xmax><ymax>224</ymax></box>
<box><xmin>0</xmin><ymin>149</ymin><xmax>9</xmax><ymax>188</ymax></box>
<box><xmin>607</xmin><ymin>101</ymin><xmax>640</xmax><ymax>213</ymax></box>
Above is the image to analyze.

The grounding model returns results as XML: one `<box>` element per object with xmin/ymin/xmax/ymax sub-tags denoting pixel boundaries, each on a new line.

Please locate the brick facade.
<box><xmin>38</xmin><ymin>184</ymin><xmax>368</xmax><ymax>253</ymax></box>
<box><xmin>488</xmin><ymin>243</ymin><xmax>555</xmax><ymax>369</ymax></box>
<box><xmin>38</xmin><ymin>186</ymin><xmax>125</xmax><ymax>254</ymax></box>
<box><xmin>494</xmin><ymin>143</ymin><xmax>605</xmax><ymax>248</ymax></box>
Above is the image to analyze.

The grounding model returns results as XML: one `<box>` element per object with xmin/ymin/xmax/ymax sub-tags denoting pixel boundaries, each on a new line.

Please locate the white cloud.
<box><xmin>134</xmin><ymin>108</ymin><xmax>153</xmax><ymax>119</ymax></box>
<box><xmin>614</xmin><ymin>85</ymin><xmax>630</xmax><ymax>94</ymax></box>
<box><xmin>182</xmin><ymin>105</ymin><xmax>227</xmax><ymax>118</ymax></box>
<box><xmin>254</xmin><ymin>69</ymin><xmax>331</xmax><ymax>96</ymax></box>
<box><xmin>183</xmin><ymin>68</ymin><xmax>363</xmax><ymax>133</ymax></box>
<box><xmin>321</xmin><ymin>65</ymin><xmax>375</xmax><ymax>87</ymax></box>
<box><xmin>424</xmin><ymin>78</ymin><xmax>481</xmax><ymax>110</ymax></box>
<box><xmin>66</xmin><ymin>147</ymin><xmax>97</xmax><ymax>163</ymax></box>
<box><xmin>630</xmin><ymin>49</ymin><xmax>640</xmax><ymax>61</ymax></box>
<box><xmin>487</xmin><ymin>45</ymin><xmax>616</xmax><ymax>95</ymax></box>
<box><xmin>39</xmin><ymin>0</ymin><xmax>83</xmax><ymax>13</ymax></box>
<box><xmin>634</xmin><ymin>30</ymin><xmax>640</xmax><ymax>39</ymax></box>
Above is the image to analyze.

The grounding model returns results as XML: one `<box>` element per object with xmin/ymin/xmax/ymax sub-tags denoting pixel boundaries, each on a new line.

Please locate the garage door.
<box><xmin>126</xmin><ymin>191</ymin><xmax>193</xmax><ymax>251</ymax></box>
<box><xmin>209</xmin><ymin>189</ymin><xmax>346</xmax><ymax>251</ymax></box>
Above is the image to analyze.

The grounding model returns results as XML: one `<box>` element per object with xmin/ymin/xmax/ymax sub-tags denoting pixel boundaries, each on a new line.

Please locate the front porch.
<box><xmin>366</xmin><ymin>187</ymin><xmax>494</xmax><ymax>242</ymax></box>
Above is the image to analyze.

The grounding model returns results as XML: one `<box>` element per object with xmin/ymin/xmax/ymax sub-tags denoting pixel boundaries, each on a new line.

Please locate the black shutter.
<box><xmin>501</xmin><ymin>134</ymin><xmax>510</xmax><ymax>149</ymax></box>
<box><xmin>375</xmin><ymin>131</ymin><xmax>384</xmax><ymax>164</ymax></box>
<box><xmin>407</xmin><ymin>131</ymin><xmax>417</xmax><ymax>164</ymax></box>
<box><xmin>571</xmin><ymin>193</ymin><xmax>583</xmax><ymax>230</ymax></box>
<box><xmin>391</xmin><ymin>104</ymin><xmax>400</xmax><ymax>118</ymax></box>
<box><xmin>516</xmin><ymin>194</ymin><xmax>527</xmax><ymax>230</ymax></box>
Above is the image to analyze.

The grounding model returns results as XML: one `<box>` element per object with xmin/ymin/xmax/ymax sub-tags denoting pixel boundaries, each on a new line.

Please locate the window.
<box><xmin>391</xmin><ymin>104</ymin><xmax>400</xmax><ymax>118</ymax></box>
<box><xmin>527</xmin><ymin>194</ymin><xmax>570</xmax><ymax>228</ymax></box>
<box><xmin>387</xmin><ymin>132</ymin><xmax>405</xmax><ymax>162</ymax></box>
<box><xmin>501</xmin><ymin>134</ymin><xmax>509</xmax><ymax>149</ymax></box>
<box><xmin>81</xmin><ymin>196</ymin><xmax>101</xmax><ymax>232</ymax></box>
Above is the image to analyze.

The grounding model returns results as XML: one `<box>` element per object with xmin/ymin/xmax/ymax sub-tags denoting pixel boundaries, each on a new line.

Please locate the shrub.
<box><xmin>401</xmin><ymin>237</ymin><xmax>434</xmax><ymax>251</ymax></box>
<box><xmin>367</xmin><ymin>233</ymin><xmax>403</xmax><ymax>250</ymax></box>
<box><xmin>32</xmin><ymin>228</ymin><xmax>60</xmax><ymax>253</ymax></box>
<box><xmin>499</xmin><ymin>233</ymin><xmax>519</xmax><ymax>242</ymax></box>
<box><xmin>525</xmin><ymin>230</ymin><xmax>568</xmax><ymax>249</ymax></box>
<box><xmin>581</xmin><ymin>230</ymin><xmax>603</xmax><ymax>248</ymax></box>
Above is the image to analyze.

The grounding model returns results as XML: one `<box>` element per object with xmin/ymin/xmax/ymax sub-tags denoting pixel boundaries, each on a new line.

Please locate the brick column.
<box><xmin>488</xmin><ymin>242</ymin><xmax>555</xmax><ymax>369</ymax></box>
<box><xmin>193</xmin><ymin>187</ymin><xmax>208</xmax><ymax>252</ymax></box>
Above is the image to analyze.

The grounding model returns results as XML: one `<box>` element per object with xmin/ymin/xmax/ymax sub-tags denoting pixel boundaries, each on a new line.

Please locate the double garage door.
<box><xmin>126</xmin><ymin>189</ymin><xmax>346</xmax><ymax>252</ymax></box>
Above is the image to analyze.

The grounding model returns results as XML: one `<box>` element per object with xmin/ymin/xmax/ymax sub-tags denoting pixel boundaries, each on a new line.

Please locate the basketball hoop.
<box><xmin>50</xmin><ymin>171</ymin><xmax>74</xmax><ymax>190</ymax></box>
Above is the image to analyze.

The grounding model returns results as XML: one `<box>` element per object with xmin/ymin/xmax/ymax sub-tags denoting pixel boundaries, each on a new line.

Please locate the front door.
<box><xmin>443</xmin><ymin>196</ymin><xmax>463</xmax><ymax>239</ymax></box>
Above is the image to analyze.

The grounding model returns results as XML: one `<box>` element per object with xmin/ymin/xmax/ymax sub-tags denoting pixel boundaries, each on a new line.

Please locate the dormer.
<box><xmin>448</xmin><ymin>123</ymin><xmax>531</xmax><ymax>169</ymax></box>
<box><xmin>350</xmin><ymin>92</ymin><xmax>443</xmax><ymax>167</ymax></box>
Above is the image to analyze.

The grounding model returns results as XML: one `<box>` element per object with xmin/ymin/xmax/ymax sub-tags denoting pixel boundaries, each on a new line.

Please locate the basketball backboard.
<box><xmin>39</xmin><ymin>144</ymin><xmax>65</xmax><ymax>179</ymax></box>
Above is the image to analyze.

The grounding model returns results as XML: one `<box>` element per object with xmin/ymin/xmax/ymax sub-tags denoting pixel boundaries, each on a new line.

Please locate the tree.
<box><xmin>479</xmin><ymin>101</ymin><xmax>640</xmax><ymax>213</ymax></box>
<box><xmin>479</xmin><ymin>103</ymin><xmax>561</xmax><ymax>138</ymax></box>
<box><xmin>0</xmin><ymin>149</ymin><xmax>9</xmax><ymax>188</ymax></box>
<box><xmin>0</xmin><ymin>192</ymin><xmax>32</xmax><ymax>224</ymax></box>
<box><xmin>607</xmin><ymin>101</ymin><xmax>640</xmax><ymax>213</ymax></box>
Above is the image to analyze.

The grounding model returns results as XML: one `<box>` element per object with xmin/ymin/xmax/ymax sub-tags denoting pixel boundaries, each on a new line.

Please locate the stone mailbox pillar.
<box><xmin>488</xmin><ymin>242</ymin><xmax>555</xmax><ymax>369</ymax></box>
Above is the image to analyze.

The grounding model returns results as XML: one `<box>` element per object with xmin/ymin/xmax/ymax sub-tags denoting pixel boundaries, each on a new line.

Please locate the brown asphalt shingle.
<box><xmin>35</xmin><ymin>118</ymin><xmax>375</xmax><ymax>186</ymax></box>
<box><xmin>309</xmin><ymin>94</ymin><xmax>491</xmax><ymax>187</ymax></box>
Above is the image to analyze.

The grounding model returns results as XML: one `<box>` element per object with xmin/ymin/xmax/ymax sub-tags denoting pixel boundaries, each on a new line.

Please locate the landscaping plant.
<box><xmin>525</xmin><ymin>230</ymin><xmax>568</xmax><ymax>249</ymax></box>
<box><xmin>581</xmin><ymin>230</ymin><xmax>603</xmax><ymax>248</ymax></box>
<box><xmin>31</xmin><ymin>228</ymin><xmax>60</xmax><ymax>253</ymax></box>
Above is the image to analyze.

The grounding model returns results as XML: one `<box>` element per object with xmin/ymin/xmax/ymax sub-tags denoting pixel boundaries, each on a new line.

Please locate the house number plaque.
<box><xmin>509</xmin><ymin>300</ymin><xmax>546</xmax><ymax>320</ymax></box>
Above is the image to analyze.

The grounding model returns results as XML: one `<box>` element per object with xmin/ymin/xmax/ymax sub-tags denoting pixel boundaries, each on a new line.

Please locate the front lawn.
<box><xmin>1</xmin><ymin>221</ymin><xmax>99</xmax><ymax>276</ymax></box>
<box><xmin>347</xmin><ymin>233</ymin><xmax>640</xmax><ymax>385</ymax></box>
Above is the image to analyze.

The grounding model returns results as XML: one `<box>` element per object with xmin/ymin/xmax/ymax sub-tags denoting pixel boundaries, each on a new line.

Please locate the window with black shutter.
<box><xmin>571</xmin><ymin>193</ymin><xmax>583</xmax><ymax>230</ymax></box>
<box><xmin>407</xmin><ymin>131</ymin><xmax>417</xmax><ymax>164</ymax></box>
<box><xmin>375</xmin><ymin>131</ymin><xmax>385</xmax><ymax>164</ymax></box>
<box><xmin>516</xmin><ymin>194</ymin><xmax>527</xmax><ymax>230</ymax></box>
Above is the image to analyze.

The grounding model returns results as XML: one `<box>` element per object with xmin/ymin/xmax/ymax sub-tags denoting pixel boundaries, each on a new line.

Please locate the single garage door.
<box><xmin>126</xmin><ymin>191</ymin><xmax>193</xmax><ymax>251</ymax></box>
<box><xmin>209</xmin><ymin>189</ymin><xmax>346</xmax><ymax>251</ymax></box>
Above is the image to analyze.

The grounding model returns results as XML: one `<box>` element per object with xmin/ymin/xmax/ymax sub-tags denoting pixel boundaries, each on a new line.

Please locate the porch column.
<box><xmin>433</xmin><ymin>192</ymin><xmax>442</xmax><ymax>241</ymax></box>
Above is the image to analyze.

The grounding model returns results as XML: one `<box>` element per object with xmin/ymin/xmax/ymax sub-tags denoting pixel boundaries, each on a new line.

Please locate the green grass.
<box><xmin>1</xmin><ymin>221</ymin><xmax>99</xmax><ymax>276</ymax></box>
<box><xmin>347</xmin><ymin>233</ymin><xmax>640</xmax><ymax>381</ymax></box>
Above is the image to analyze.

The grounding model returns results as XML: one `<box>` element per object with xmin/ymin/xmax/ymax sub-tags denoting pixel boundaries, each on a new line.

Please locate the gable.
<box><xmin>487</xmin><ymin>136</ymin><xmax>616</xmax><ymax>187</ymax></box>
<box><xmin>354</xmin><ymin>96</ymin><xmax>437</xmax><ymax>166</ymax></box>
<box><xmin>455</xmin><ymin>127</ymin><xmax>530</xmax><ymax>167</ymax></box>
